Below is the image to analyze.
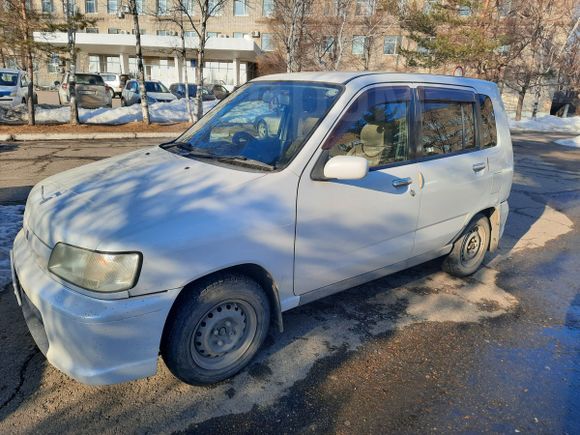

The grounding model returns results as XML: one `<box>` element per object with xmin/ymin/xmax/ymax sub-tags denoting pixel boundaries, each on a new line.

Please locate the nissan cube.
<box><xmin>11</xmin><ymin>72</ymin><xmax>513</xmax><ymax>385</ymax></box>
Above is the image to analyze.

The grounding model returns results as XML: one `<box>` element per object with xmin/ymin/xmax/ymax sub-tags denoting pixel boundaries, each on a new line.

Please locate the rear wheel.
<box><xmin>443</xmin><ymin>213</ymin><xmax>490</xmax><ymax>277</ymax></box>
<box><xmin>120</xmin><ymin>97</ymin><xmax>126</xmax><ymax>106</ymax></box>
<box><xmin>161</xmin><ymin>274</ymin><xmax>270</xmax><ymax>385</ymax></box>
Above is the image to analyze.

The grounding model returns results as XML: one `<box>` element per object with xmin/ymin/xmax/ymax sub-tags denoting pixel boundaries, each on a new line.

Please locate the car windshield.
<box><xmin>101</xmin><ymin>74</ymin><xmax>116</xmax><ymax>81</ymax></box>
<box><xmin>0</xmin><ymin>72</ymin><xmax>18</xmax><ymax>86</ymax></box>
<box><xmin>166</xmin><ymin>81</ymin><xmax>342</xmax><ymax>170</ymax></box>
<box><xmin>146</xmin><ymin>81</ymin><xmax>169</xmax><ymax>93</ymax></box>
<box><xmin>75</xmin><ymin>74</ymin><xmax>105</xmax><ymax>85</ymax></box>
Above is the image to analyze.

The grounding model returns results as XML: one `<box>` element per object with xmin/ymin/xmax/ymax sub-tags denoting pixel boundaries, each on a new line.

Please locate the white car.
<box><xmin>11</xmin><ymin>72</ymin><xmax>513</xmax><ymax>386</ymax></box>
<box><xmin>0</xmin><ymin>69</ymin><xmax>37</xmax><ymax>108</ymax></box>
<box><xmin>100</xmin><ymin>72</ymin><xmax>127</xmax><ymax>98</ymax></box>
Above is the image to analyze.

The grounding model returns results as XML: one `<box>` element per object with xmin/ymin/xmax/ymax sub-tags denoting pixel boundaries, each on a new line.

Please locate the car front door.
<box><xmin>412</xmin><ymin>86</ymin><xmax>494</xmax><ymax>257</ymax></box>
<box><xmin>294</xmin><ymin>85</ymin><xmax>422</xmax><ymax>296</ymax></box>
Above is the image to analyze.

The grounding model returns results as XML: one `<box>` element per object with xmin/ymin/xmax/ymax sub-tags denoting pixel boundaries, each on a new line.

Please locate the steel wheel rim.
<box><xmin>460</xmin><ymin>224</ymin><xmax>484</xmax><ymax>267</ymax></box>
<box><xmin>190</xmin><ymin>300</ymin><xmax>257</xmax><ymax>370</ymax></box>
<box><xmin>257</xmin><ymin>121</ymin><xmax>268</xmax><ymax>138</ymax></box>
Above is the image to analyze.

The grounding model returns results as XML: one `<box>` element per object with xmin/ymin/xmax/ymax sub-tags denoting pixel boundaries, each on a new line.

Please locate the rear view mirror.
<box><xmin>323</xmin><ymin>156</ymin><xmax>369</xmax><ymax>180</ymax></box>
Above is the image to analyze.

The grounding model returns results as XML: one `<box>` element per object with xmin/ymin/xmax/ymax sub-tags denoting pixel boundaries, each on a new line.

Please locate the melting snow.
<box><xmin>509</xmin><ymin>115</ymin><xmax>580</xmax><ymax>134</ymax></box>
<box><xmin>0</xmin><ymin>205</ymin><xmax>24</xmax><ymax>290</ymax></box>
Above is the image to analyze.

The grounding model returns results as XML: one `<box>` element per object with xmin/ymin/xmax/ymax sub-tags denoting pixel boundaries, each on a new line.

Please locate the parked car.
<box><xmin>58</xmin><ymin>73</ymin><xmax>112</xmax><ymax>108</ymax></box>
<box><xmin>11</xmin><ymin>72</ymin><xmax>513</xmax><ymax>387</ymax></box>
<box><xmin>169</xmin><ymin>83</ymin><xmax>216</xmax><ymax>101</ymax></box>
<box><xmin>207</xmin><ymin>83</ymin><xmax>230</xmax><ymax>100</ymax></box>
<box><xmin>121</xmin><ymin>79</ymin><xmax>176</xmax><ymax>106</ymax></box>
<box><xmin>100</xmin><ymin>72</ymin><xmax>129</xmax><ymax>99</ymax></box>
<box><xmin>0</xmin><ymin>69</ymin><xmax>37</xmax><ymax>108</ymax></box>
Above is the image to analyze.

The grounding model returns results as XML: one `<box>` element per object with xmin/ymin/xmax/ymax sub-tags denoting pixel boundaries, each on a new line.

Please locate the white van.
<box><xmin>11</xmin><ymin>72</ymin><xmax>513</xmax><ymax>386</ymax></box>
<box><xmin>0</xmin><ymin>69</ymin><xmax>36</xmax><ymax>108</ymax></box>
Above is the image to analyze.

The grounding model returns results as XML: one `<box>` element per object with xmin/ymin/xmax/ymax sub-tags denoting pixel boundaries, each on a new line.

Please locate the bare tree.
<box><xmin>129</xmin><ymin>0</ymin><xmax>150</xmax><ymax>124</ymax></box>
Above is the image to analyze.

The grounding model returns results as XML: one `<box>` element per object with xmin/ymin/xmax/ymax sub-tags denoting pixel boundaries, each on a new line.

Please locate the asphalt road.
<box><xmin>0</xmin><ymin>132</ymin><xmax>578</xmax><ymax>434</ymax></box>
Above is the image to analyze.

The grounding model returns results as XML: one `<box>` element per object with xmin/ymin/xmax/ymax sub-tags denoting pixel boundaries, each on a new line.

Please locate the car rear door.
<box><xmin>76</xmin><ymin>74</ymin><xmax>107</xmax><ymax>107</ymax></box>
<box><xmin>294</xmin><ymin>85</ymin><xmax>422</xmax><ymax>296</ymax></box>
<box><xmin>412</xmin><ymin>86</ymin><xmax>494</xmax><ymax>257</ymax></box>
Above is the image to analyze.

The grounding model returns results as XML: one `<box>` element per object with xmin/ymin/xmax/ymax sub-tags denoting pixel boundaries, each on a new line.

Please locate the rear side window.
<box><xmin>419</xmin><ymin>88</ymin><xmax>476</xmax><ymax>157</ymax></box>
<box><xmin>478</xmin><ymin>94</ymin><xmax>497</xmax><ymax>148</ymax></box>
<box><xmin>323</xmin><ymin>86</ymin><xmax>411</xmax><ymax>168</ymax></box>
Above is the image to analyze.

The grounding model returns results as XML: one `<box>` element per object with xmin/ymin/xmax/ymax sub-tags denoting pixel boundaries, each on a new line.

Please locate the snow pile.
<box><xmin>509</xmin><ymin>115</ymin><xmax>580</xmax><ymax>134</ymax></box>
<box><xmin>0</xmin><ymin>205</ymin><xmax>24</xmax><ymax>290</ymax></box>
<box><xmin>555</xmin><ymin>135</ymin><xmax>580</xmax><ymax>148</ymax></box>
<box><xmin>25</xmin><ymin>99</ymin><xmax>219</xmax><ymax>125</ymax></box>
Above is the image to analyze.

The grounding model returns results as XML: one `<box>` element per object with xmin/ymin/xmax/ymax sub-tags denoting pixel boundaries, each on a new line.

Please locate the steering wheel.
<box><xmin>232</xmin><ymin>131</ymin><xmax>255</xmax><ymax>147</ymax></box>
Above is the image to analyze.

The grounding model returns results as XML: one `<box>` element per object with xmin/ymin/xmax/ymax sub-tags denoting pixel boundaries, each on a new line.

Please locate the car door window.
<box><xmin>478</xmin><ymin>94</ymin><xmax>497</xmax><ymax>148</ymax></box>
<box><xmin>419</xmin><ymin>87</ymin><xmax>476</xmax><ymax>156</ymax></box>
<box><xmin>323</xmin><ymin>86</ymin><xmax>411</xmax><ymax>168</ymax></box>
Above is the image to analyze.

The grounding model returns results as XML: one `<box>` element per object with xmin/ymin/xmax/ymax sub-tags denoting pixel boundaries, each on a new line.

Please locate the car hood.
<box><xmin>24</xmin><ymin>146</ymin><xmax>266</xmax><ymax>249</ymax></box>
<box><xmin>148</xmin><ymin>92</ymin><xmax>176</xmax><ymax>101</ymax></box>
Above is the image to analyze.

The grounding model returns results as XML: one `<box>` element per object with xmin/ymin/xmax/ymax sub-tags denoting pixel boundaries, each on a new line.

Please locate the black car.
<box><xmin>169</xmin><ymin>83</ymin><xmax>216</xmax><ymax>101</ymax></box>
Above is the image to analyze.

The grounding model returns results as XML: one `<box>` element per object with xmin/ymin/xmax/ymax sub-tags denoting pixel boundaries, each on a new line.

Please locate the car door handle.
<box><xmin>392</xmin><ymin>177</ymin><xmax>413</xmax><ymax>188</ymax></box>
<box><xmin>472</xmin><ymin>162</ymin><xmax>486</xmax><ymax>172</ymax></box>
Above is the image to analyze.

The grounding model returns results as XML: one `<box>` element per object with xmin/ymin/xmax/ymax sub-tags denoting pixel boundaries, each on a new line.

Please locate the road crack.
<box><xmin>0</xmin><ymin>349</ymin><xmax>39</xmax><ymax>411</ymax></box>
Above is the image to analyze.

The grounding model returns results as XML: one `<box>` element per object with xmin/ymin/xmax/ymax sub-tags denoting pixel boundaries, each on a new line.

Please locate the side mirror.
<box><xmin>323</xmin><ymin>156</ymin><xmax>369</xmax><ymax>180</ymax></box>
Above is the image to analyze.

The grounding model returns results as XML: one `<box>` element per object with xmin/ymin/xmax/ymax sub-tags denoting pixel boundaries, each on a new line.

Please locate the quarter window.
<box><xmin>478</xmin><ymin>94</ymin><xmax>497</xmax><ymax>148</ymax></box>
<box><xmin>419</xmin><ymin>88</ymin><xmax>476</xmax><ymax>156</ymax></box>
<box><xmin>323</xmin><ymin>87</ymin><xmax>411</xmax><ymax>168</ymax></box>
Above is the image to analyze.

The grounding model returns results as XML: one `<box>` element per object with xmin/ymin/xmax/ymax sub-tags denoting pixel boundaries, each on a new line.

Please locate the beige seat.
<box><xmin>348</xmin><ymin>123</ymin><xmax>385</xmax><ymax>167</ymax></box>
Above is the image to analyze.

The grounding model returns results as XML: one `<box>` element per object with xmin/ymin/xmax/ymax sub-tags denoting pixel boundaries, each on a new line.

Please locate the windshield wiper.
<box><xmin>214</xmin><ymin>155</ymin><xmax>276</xmax><ymax>171</ymax></box>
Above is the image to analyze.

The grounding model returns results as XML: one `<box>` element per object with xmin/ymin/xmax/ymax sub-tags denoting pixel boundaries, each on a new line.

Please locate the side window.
<box><xmin>478</xmin><ymin>94</ymin><xmax>497</xmax><ymax>148</ymax></box>
<box><xmin>20</xmin><ymin>75</ymin><xmax>28</xmax><ymax>88</ymax></box>
<box><xmin>323</xmin><ymin>87</ymin><xmax>410</xmax><ymax>168</ymax></box>
<box><xmin>419</xmin><ymin>88</ymin><xmax>476</xmax><ymax>156</ymax></box>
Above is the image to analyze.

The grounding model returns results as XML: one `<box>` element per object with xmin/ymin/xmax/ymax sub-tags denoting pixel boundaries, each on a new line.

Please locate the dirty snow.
<box><xmin>1</xmin><ymin>100</ymin><xmax>218</xmax><ymax>125</ymax></box>
<box><xmin>0</xmin><ymin>205</ymin><xmax>23</xmax><ymax>290</ymax></box>
<box><xmin>555</xmin><ymin>135</ymin><xmax>580</xmax><ymax>148</ymax></box>
<box><xmin>509</xmin><ymin>115</ymin><xmax>580</xmax><ymax>134</ymax></box>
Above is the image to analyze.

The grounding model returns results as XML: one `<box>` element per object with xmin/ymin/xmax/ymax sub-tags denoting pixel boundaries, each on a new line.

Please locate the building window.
<box><xmin>106</xmin><ymin>56</ymin><xmax>121</xmax><ymax>73</ymax></box>
<box><xmin>85</xmin><ymin>0</ymin><xmax>96</xmax><ymax>13</ymax></box>
<box><xmin>107</xmin><ymin>0</ymin><xmax>117</xmax><ymax>13</ymax></box>
<box><xmin>322</xmin><ymin>36</ymin><xmax>334</xmax><ymax>53</ymax></box>
<box><xmin>158</xmin><ymin>0</ymin><xmax>169</xmax><ymax>15</ymax></box>
<box><xmin>262</xmin><ymin>0</ymin><xmax>274</xmax><ymax>16</ymax></box>
<box><xmin>207</xmin><ymin>31</ymin><xmax>220</xmax><ymax>38</ymax></box>
<box><xmin>423</xmin><ymin>0</ymin><xmax>437</xmax><ymax>14</ymax></box>
<box><xmin>41</xmin><ymin>0</ymin><xmax>53</xmax><ymax>13</ymax></box>
<box><xmin>233</xmin><ymin>32</ymin><xmax>248</xmax><ymax>39</ymax></box>
<box><xmin>383</xmin><ymin>36</ymin><xmax>400</xmax><ymax>55</ymax></box>
<box><xmin>355</xmin><ymin>0</ymin><xmax>374</xmax><ymax>16</ymax></box>
<box><xmin>108</xmin><ymin>28</ymin><xmax>121</xmax><ymax>34</ymax></box>
<box><xmin>184</xmin><ymin>31</ymin><xmax>198</xmax><ymax>39</ymax></box>
<box><xmin>352</xmin><ymin>35</ymin><xmax>367</xmax><ymax>55</ymax></box>
<box><xmin>88</xmin><ymin>55</ymin><xmax>100</xmax><ymax>72</ymax></box>
<box><xmin>136</xmin><ymin>0</ymin><xmax>143</xmax><ymax>14</ymax></box>
<box><xmin>261</xmin><ymin>33</ymin><xmax>273</xmax><ymax>51</ymax></box>
<box><xmin>157</xmin><ymin>29</ymin><xmax>171</xmax><ymax>36</ymax></box>
<box><xmin>183</xmin><ymin>0</ymin><xmax>194</xmax><ymax>15</ymax></box>
<box><xmin>85</xmin><ymin>27</ymin><xmax>99</xmax><ymax>33</ymax></box>
<box><xmin>233</xmin><ymin>0</ymin><xmax>248</xmax><ymax>15</ymax></box>
<box><xmin>458</xmin><ymin>5</ymin><xmax>471</xmax><ymax>16</ymax></box>
<box><xmin>47</xmin><ymin>54</ymin><xmax>60</xmax><ymax>73</ymax></box>
<box><xmin>208</xmin><ymin>0</ymin><xmax>222</xmax><ymax>16</ymax></box>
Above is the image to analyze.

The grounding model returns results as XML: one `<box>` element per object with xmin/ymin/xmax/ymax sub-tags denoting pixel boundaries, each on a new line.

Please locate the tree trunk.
<box><xmin>531</xmin><ymin>84</ymin><xmax>541</xmax><ymax>119</ymax></box>
<box><xmin>562</xmin><ymin>103</ymin><xmax>570</xmax><ymax>118</ymax></box>
<box><xmin>180</xmin><ymin>24</ymin><xmax>193</xmax><ymax>124</ymax></box>
<box><xmin>20</xmin><ymin>0</ymin><xmax>35</xmax><ymax>125</ymax></box>
<box><xmin>515</xmin><ymin>88</ymin><xmax>527</xmax><ymax>121</ymax></box>
<box><xmin>132</xmin><ymin>0</ymin><xmax>150</xmax><ymax>125</ymax></box>
<box><xmin>68</xmin><ymin>26</ymin><xmax>79</xmax><ymax>125</ymax></box>
<box><xmin>193</xmin><ymin>13</ymin><xmax>206</xmax><ymax>123</ymax></box>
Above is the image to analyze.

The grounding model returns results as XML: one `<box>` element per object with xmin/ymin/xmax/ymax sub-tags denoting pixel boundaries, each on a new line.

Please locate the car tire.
<box><xmin>256</xmin><ymin>120</ymin><xmax>269</xmax><ymax>139</ymax></box>
<box><xmin>161</xmin><ymin>273</ymin><xmax>271</xmax><ymax>385</ymax></box>
<box><xmin>108</xmin><ymin>88</ymin><xmax>114</xmax><ymax>100</ymax></box>
<box><xmin>442</xmin><ymin>213</ymin><xmax>491</xmax><ymax>277</ymax></box>
<box><xmin>120</xmin><ymin>97</ymin><xmax>126</xmax><ymax>106</ymax></box>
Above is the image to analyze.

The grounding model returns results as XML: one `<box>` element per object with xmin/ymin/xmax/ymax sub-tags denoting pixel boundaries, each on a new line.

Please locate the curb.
<box><xmin>0</xmin><ymin>131</ymin><xmax>179</xmax><ymax>142</ymax></box>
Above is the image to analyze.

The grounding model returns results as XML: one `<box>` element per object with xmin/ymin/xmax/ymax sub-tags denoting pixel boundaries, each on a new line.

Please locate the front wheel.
<box><xmin>443</xmin><ymin>213</ymin><xmax>490</xmax><ymax>277</ymax></box>
<box><xmin>120</xmin><ymin>97</ymin><xmax>126</xmax><ymax>106</ymax></box>
<box><xmin>161</xmin><ymin>274</ymin><xmax>271</xmax><ymax>385</ymax></box>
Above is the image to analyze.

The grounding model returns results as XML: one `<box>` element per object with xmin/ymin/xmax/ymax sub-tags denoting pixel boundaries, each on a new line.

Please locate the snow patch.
<box><xmin>0</xmin><ymin>205</ymin><xmax>24</xmax><ymax>290</ymax></box>
<box><xmin>555</xmin><ymin>135</ymin><xmax>580</xmax><ymax>148</ymax></box>
<box><xmin>509</xmin><ymin>115</ymin><xmax>580</xmax><ymax>134</ymax></box>
<box><xmin>7</xmin><ymin>99</ymin><xmax>219</xmax><ymax>125</ymax></box>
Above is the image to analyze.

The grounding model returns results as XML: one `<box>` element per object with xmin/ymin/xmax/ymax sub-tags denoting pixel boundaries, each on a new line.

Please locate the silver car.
<box><xmin>121</xmin><ymin>80</ymin><xmax>176</xmax><ymax>106</ymax></box>
<box><xmin>58</xmin><ymin>73</ymin><xmax>112</xmax><ymax>109</ymax></box>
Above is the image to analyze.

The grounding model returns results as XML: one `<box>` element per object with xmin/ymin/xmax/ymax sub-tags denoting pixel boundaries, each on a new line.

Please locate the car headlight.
<box><xmin>10</xmin><ymin>90</ymin><xmax>17</xmax><ymax>97</ymax></box>
<box><xmin>48</xmin><ymin>243</ymin><xmax>141</xmax><ymax>292</ymax></box>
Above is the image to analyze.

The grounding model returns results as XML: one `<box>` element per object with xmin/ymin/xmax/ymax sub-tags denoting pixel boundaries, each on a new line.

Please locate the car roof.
<box><xmin>251</xmin><ymin>71</ymin><xmax>498</xmax><ymax>94</ymax></box>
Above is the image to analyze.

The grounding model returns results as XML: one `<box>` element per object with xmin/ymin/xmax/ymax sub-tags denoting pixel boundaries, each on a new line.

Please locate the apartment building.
<box><xmin>30</xmin><ymin>0</ymin><xmax>414</xmax><ymax>87</ymax></box>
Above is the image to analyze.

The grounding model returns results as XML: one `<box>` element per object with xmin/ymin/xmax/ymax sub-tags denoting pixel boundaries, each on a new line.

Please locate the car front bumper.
<box><xmin>11</xmin><ymin>229</ymin><xmax>180</xmax><ymax>385</ymax></box>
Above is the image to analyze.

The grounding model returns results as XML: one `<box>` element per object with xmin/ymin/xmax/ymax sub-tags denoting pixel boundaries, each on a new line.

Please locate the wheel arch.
<box><xmin>164</xmin><ymin>264</ymin><xmax>284</xmax><ymax>338</ymax></box>
<box><xmin>452</xmin><ymin>206</ymin><xmax>498</xmax><ymax>252</ymax></box>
